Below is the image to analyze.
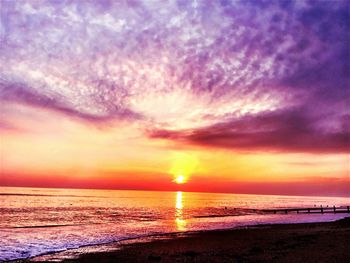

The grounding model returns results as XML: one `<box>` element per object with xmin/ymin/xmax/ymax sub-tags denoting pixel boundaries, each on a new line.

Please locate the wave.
<box><xmin>193</xmin><ymin>214</ymin><xmax>243</xmax><ymax>218</ymax></box>
<box><xmin>0</xmin><ymin>223</ymin><xmax>102</xmax><ymax>229</ymax></box>
<box><xmin>191</xmin><ymin>208</ymin><xmax>264</xmax><ymax>218</ymax></box>
<box><xmin>0</xmin><ymin>193</ymin><xmax>102</xmax><ymax>198</ymax></box>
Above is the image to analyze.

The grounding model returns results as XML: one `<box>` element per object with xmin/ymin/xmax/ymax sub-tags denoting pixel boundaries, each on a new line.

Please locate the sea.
<box><xmin>0</xmin><ymin>187</ymin><xmax>349</xmax><ymax>262</ymax></box>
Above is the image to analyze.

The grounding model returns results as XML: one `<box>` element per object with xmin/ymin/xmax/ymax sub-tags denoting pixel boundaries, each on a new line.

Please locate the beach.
<box><xmin>22</xmin><ymin>217</ymin><xmax>350</xmax><ymax>263</ymax></box>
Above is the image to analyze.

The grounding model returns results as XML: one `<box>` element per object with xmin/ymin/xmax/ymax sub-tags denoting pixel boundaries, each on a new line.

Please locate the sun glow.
<box><xmin>174</xmin><ymin>175</ymin><xmax>186</xmax><ymax>184</ymax></box>
<box><xmin>170</xmin><ymin>152</ymin><xmax>198</xmax><ymax>185</ymax></box>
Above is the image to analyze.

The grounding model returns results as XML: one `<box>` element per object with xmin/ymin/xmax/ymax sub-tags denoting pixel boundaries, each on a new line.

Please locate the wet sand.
<box><xmin>22</xmin><ymin>217</ymin><xmax>350</xmax><ymax>263</ymax></box>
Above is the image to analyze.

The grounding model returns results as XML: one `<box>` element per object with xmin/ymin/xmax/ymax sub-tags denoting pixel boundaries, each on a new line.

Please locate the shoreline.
<box><xmin>14</xmin><ymin>217</ymin><xmax>350</xmax><ymax>263</ymax></box>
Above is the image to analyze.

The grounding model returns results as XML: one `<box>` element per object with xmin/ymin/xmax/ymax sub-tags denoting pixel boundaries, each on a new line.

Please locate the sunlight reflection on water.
<box><xmin>175</xmin><ymin>191</ymin><xmax>187</xmax><ymax>231</ymax></box>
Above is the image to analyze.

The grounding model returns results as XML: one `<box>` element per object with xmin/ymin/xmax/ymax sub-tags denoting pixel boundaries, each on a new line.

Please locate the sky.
<box><xmin>0</xmin><ymin>0</ymin><xmax>349</xmax><ymax>197</ymax></box>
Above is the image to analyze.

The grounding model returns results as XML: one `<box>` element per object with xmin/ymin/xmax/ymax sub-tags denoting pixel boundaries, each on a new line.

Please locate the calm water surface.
<box><xmin>0</xmin><ymin>187</ymin><xmax>348</xmax><ymax>261</ymax></box>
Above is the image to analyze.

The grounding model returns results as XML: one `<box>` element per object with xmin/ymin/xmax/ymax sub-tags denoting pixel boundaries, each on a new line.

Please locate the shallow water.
<box><xmin>0</xmin><ymin>187</ymin><xmax>348</xmax><ymax>261</ymax></box>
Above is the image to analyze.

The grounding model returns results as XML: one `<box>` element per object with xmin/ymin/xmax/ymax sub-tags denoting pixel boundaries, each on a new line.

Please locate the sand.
<box><xmin>20</xmin><ymin>217</ymin><xmax>350</xmax><ymax>263</ymax></box>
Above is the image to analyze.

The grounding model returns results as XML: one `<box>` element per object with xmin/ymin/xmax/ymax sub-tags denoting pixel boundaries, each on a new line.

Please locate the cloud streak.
<box><xmin>149</xmin><ymin>109</ymin><xmax>350</xmax><ymax>153</ymax></box>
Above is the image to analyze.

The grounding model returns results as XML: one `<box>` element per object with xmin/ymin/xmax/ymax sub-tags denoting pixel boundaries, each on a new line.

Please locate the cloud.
<box><xmin>0</xmin><ymin>0</ymin><xmax>348</xmax><ymax>153</ymax></box>
<box><xmin>0</xmin><ymin>80</ymin><xmax>141</xmax><ymax>123</ymax></box>
<box><xmin>148</xmin><ymin>108</ymin><xmax>350</xmax><ymax>153</ymax></box>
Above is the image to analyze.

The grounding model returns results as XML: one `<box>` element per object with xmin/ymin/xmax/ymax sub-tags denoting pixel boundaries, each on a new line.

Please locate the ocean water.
<box><xmin>0</xmin><ymin>187</ymin><xmax>349</xmax><ymax>261</ymax></box>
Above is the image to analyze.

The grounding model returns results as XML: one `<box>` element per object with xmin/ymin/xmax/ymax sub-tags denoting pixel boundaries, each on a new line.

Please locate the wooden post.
<box><xmin>321</xmin><ymin>207</ymin><xmax>323</xmax><ymax>214</ymax></box>
<box><xmin>333</xmin><ymin>206</ymin><xmax>336</xmax><ymax>213</ymax></box>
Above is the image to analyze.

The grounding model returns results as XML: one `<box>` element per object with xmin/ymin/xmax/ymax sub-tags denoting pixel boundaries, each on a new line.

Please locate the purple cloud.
<box><xmin>0</xmin><ymin>0</ymin><xmax>348</xmax><ymax>153</ymax></box>
<box><xmin>149</xmin><ymin>109</ymin><xmax>350</xmax><ymax>153</ymax></box>
<box><xmin>0</xmin><ymin>80</ymin><xmax>141</xmax><ymax>123</ymax></box>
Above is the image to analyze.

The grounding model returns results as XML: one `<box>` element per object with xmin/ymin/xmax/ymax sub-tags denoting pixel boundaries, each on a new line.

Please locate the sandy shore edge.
<box><xmin>13</xmin><ymin>217</ymin><xmax>350</xmax><ymax>263</ymax></box>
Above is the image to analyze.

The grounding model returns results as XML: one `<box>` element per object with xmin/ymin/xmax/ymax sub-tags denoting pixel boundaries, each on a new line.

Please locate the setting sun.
<box><xmin>174</xmin><ymin>175</ymin><xmax>186</xmax><ymax>184</ymax></box>
<box><xmin>169</xmin><ymin>152</ymin><xmax>198</xmax><ymax>185</ymax></box>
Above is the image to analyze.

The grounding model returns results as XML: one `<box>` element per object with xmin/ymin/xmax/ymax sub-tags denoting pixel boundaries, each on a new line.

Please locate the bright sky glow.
<box><xmin>0</xmin><ymin>0</ymin><xmax>348</xmax><ymax>197</ymax></box>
